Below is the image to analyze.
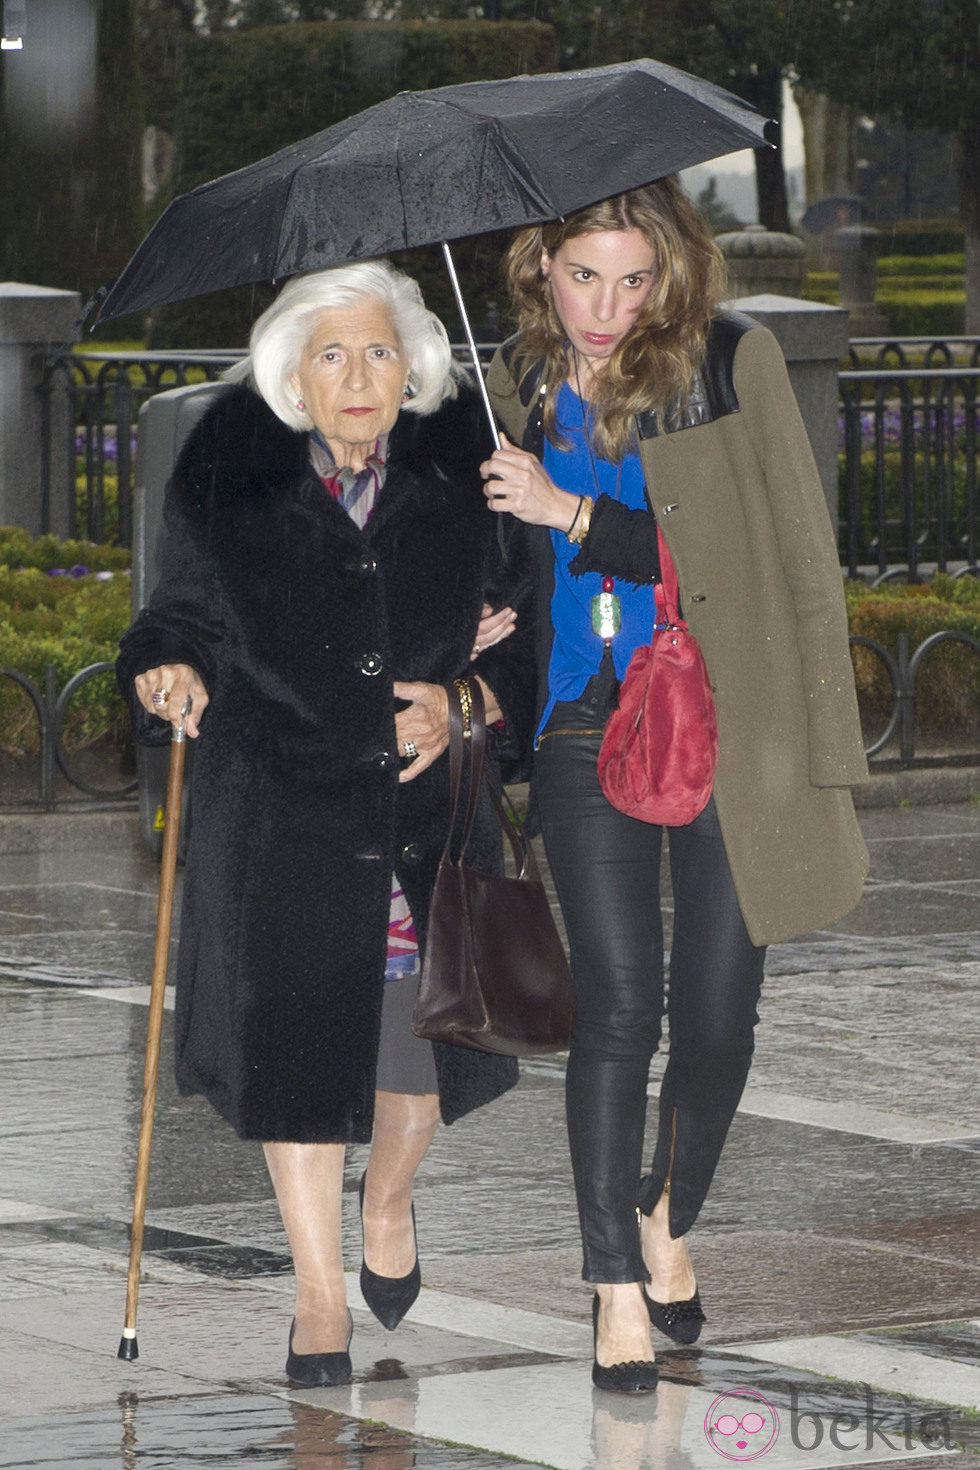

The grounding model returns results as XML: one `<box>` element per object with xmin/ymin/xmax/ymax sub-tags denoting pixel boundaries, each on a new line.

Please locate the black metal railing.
<box><xmin>39</xmin><ymin>339</ymin><xmax>980</xmax><ymax>580</ymax></box>
<box><xmin>0</xmin><ymin>662</ymin><xmax>137</xmax><ymax>809</ymax></box>
<box><xmin>2</xmin><ymin>634</ymin><xmax>977</xmax><ymax>810</ymax></box>
<box><xmin>840</xmin><ymin>336</ymin><xmax>980</xmax><ymax>582</ymax></box>
<box><xmin>40</xmin><ymin>350</ymin><xmax>245</xmax><ymax>548</ymax></box>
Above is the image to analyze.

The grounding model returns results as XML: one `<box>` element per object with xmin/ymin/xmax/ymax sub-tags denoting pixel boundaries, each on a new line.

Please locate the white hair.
<box><xmin>224</xmin><ymin>260</ymin><xmax>462</xmax><ymax>427</ymax></box>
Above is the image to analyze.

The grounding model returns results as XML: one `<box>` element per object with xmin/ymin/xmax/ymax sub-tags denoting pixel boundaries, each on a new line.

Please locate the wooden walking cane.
<box><xmin>118</xmin><ymin>696</ymin><xmax>192</xmax><ymax>1361</ymax></box>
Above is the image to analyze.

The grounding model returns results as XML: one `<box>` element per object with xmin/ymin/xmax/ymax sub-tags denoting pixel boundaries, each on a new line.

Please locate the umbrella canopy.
<box><xmin>800</xmin><ymin>195</ymin><xmax>864</xmax><ymax>234</ymax></box>
<box><xmin>93</xmin><ymin>58</ymin><xmax>772</xmax><ymax>325</ymax></box>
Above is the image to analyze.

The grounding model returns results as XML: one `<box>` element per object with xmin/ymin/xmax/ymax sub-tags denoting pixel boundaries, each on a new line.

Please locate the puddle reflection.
<box><xmin>593</xmin><ymin>1380</ymin><xmax>697</xmax><ymax>1470</ymax></box>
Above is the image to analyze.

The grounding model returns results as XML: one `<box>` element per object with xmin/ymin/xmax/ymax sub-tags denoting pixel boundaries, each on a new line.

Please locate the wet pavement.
<box><xmin>0</xmin><ymin>779</ymin><xmax>978</xmax><ymax>1468</ymax></box>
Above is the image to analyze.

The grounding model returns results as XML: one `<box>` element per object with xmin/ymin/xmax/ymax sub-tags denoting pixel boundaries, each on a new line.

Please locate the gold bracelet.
<box><xmin>453</xmin><ymin>677</ymin><xmax>473</xmax><ymax>740</ymax></box>
<box><xmin>567</xmin><ymin>495</ymin><xmax>594</xmax><ymax>545</ymax></box>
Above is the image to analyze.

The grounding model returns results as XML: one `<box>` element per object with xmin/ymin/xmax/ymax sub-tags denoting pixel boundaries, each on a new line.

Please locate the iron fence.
<box><xmin>2</xmin><ymin>632</ymin><xmax>977</xmax><ymax>809</ymax></box>
<box><xmin>40</xmin><ymin>338</ymin><xmax>980</xmax><ymax>583</ymax></box>
<box><xmin>841</xmin><ymin>337</ymin><xmax>980</xmax><ymax>582</ymax></box>
<box><xmin>0</xmin><ymin>662</ymin><xmax>137</xmax><ymax>809</ymax></box>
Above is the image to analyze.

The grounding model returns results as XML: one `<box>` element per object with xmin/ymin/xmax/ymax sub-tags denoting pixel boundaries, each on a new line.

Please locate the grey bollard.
<box><xmin>717</xmin><ymin>223</ymin><xmax>807</xmax><ymax>299</ymax></box>
<box><xmin>731</xmin><ymin>294</ymin><xmax>849</xmax><ymax>530</ymax></box>
<box><xmin>132</xmin><ymin>380</ymin><xmax>226</xmax><ymax>856</ymax></box>
<box><xmin>0</xmin><ymin>282</ymin><xmax>80</xmax><ymax>535</ymax></box>
<box><xmin>834</xmin><ymin>225</ymin><xmax>887</xmax><ymax>335</ymax></box>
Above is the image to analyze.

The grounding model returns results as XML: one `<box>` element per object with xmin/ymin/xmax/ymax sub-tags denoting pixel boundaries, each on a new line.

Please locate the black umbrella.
<box><xmin>800</xmin><ymin>195</ymin><xmax>864</xmax><ymax>234</ymax></box>
<box><xmin>93</xmin><ymin>58</ymin><xmax>772</xmax><ymax>436</ymax></box>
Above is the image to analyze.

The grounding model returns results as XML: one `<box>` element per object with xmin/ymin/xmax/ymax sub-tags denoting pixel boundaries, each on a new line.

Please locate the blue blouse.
<box><xmin>537</xmin><ymin>383</ymin><xmax>656</xmax><ymax>741</ymax></box>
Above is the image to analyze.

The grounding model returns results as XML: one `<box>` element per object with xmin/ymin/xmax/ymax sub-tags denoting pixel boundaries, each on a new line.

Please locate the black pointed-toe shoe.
<box><xmin>644</xmin><ymin>1286</ymin><xmax>706</xmax><ymax>1345</ymax></box>
<box><xmin>358</xmin><ymin>1172</ymin><xmax>421</xmax><ymax>1331</ymax></box>
<box><xmin>591</xmin><ymin>1294</ymin><xmax>659</xmax><ymax>1393</ymax></box>
<box><xmin>285</xmin><ymin>1312</ymin><xmax>353</xmax><ymax>1387</ymax></box>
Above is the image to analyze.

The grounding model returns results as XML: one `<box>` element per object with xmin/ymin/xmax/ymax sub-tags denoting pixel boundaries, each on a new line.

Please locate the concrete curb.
<box><xmin>0</xmin><ymin>807</ymin><xmax>143</xmax><ymax>856</ymax></box>
<box><xmin>1</xmin><ymin>764</ymin><xmax>977</xmax><ymax>855</ymax></box>
<box><xmin>852</xmin><ymin>764</ymin><xmax>979</xmax><ymax>809</ymax></box>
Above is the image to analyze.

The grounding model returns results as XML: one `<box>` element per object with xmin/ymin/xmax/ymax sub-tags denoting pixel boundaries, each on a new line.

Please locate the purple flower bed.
<box><xmin>839</xmin><ymin>403</ymin><xmax>974</xmax><ymax>450</ymax></box>
<box><xmin>74</xmin><ymin>429</ymin><xmax>137</xmax><ymax>462</ymax></box>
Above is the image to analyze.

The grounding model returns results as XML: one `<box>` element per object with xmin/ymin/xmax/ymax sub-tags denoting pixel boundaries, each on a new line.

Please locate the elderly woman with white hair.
<box><xmin>116</xmin><ymin>261</ymin><xmax>533</xmax><ymax>1386</ymax></box>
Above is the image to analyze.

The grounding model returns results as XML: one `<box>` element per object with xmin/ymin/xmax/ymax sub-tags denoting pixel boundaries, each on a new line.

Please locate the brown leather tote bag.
<box><xmin>413</xmin><ymin>680</ymin><xmax>574</xmax><ymax>1056</ymax></box>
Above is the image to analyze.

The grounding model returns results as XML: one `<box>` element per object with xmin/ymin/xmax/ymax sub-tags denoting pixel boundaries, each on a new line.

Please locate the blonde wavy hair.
<box><xmin>504</xmin><ymin>179</ymin><xmax>727</xmax><ymax>462</ymax></box>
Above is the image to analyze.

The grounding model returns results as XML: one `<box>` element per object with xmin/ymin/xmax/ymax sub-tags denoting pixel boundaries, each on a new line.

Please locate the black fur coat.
<box><xmin>117</xmin><ymin>382</ymin><xmax>536</xmax><ymax>1143</ymax></box>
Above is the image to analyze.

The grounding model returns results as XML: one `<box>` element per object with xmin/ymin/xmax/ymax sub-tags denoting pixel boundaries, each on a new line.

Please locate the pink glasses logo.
<box><xmin>704</xmin><ymin>1389</ymin><xmax>780</xmax><ymax>1461</ymax></box>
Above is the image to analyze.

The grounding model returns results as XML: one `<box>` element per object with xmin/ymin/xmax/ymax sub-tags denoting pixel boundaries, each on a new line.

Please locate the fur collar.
<box><xmin>172</xmin><ymin>380</ymin><xmax>490</xmax><ymax>522</ymax></box>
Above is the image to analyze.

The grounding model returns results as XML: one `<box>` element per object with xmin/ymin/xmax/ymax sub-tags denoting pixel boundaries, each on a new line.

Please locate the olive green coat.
<box><xmin>487</xmin><ymin>319</ymin><xmax>869</xmax><ymax>947</ymax></box>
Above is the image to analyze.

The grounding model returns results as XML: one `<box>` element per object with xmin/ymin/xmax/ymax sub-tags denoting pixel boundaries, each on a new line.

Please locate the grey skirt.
<box><xmin>375</xmin><ymin>970</ymin><xmax>438</xmax><ymax>1094</ymax></box>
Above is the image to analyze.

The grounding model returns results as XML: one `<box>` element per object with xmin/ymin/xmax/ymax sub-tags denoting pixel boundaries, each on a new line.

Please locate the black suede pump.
<box><xmin>591</xmin><ymin>1294</ymin><xmax>659</xmax><ymax>1393</ymax></box>
<box><xmin>358</xmin><ymin>1172</ymin><xmax>421</xmax><ymax>1331</ymax></box>
<box><xmin>285</xmin><ymin>1312</ymin><xmax>353</xmax><ymax>1387</ymax></box>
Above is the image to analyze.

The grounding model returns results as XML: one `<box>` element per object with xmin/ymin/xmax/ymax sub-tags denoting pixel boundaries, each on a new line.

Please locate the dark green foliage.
<box><xmin>0</xmin><ymin>528</ymin><xmax>131</xmax><ymax>755</ymax></box>
<box><xmin>875</xmin><ymin>291</ymin><xmax>965</xmax><ymax>336</ymax></box>
<box><xmin>0</xmin><ymin>0</ymin><xmax>144</xmax><ymax>311</ymax></box>
<box><xmin>149</xmin><ymin>18</ymin><xmax>554</xmax><ymax>346</ymax></box>
<box><xmin>847</xmin><ymin>577</ymin><xmax>980</xmax><ymax>742</ymax></box>
<box><xmin>173</xmin><ymin>19</ymin><xmax>555</xmax><ymax>186</ymax></box>
<box><xmin>877</xmin><ymin>220</ymin><xmax>965</xmax><ymax>257</ymax></box>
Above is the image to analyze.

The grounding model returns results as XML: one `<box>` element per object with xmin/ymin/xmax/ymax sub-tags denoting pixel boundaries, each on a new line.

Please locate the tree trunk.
<box><xmin>794</xmin><ymin>85</ymin><xmax>858</xmax><ymax>201</ymax></box>
<box><xmin>958</xmin><ymin>119</ymin><xmax>980</xmax><ymax>335</ymax></box>
<box><xmin>741</xmin><ymin>72</ymin><xmax>789</xmax><ymax>231</ymax></box>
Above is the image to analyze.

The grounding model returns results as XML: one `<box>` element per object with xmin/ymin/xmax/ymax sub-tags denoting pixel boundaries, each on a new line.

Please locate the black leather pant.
<box><xmin>535</xmin><ymin>674</ymin><xmax>765</xmax><ymax>1283</ymax></box>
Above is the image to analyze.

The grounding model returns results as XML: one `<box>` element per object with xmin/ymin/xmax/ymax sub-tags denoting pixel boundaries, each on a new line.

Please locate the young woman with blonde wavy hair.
<box><xmin>482</xmin><ymin>180</ymin><xmax>868</xmax><ymax>1393</ymax></box>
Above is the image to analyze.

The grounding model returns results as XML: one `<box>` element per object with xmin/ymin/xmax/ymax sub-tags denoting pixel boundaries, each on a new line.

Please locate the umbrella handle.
<box><xmin>118</xmin><ymin>697</ymin><xmax>192</xmax><ymax>1361</ymax></box>
<box><xmin>441</xmin><ymin>242</ymin><xmax>501</xmax><ymax>453</ymax></box>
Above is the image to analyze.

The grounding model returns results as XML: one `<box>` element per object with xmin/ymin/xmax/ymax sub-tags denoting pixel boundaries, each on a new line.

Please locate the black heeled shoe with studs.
<box><xmin>285</xmin><ymin>1311</ymin><xmax>353</xmax><ymax>1387</ymax></box>
<box><xmin>591</xmin><ymin>1294</ymin><xmax>659</xmax><ymax>1393</ymax></box>
<box><xmin>358</xmin><ymin>1172</ymin><xmax>421</xmax><ymax>1331</ymax></box>
<box><xmin>644</xmin><ymin>1286</ymin><xmax>706</xmax><ymax>1345</ymax></box>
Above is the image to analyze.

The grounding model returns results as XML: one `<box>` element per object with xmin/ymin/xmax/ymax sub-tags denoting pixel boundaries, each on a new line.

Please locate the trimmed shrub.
<box><xmin>0</xmin><ymin>531</ymin><xmax>132</xmax><ymax>757</ymax></box>
<box><xmin>876</xmin><ymin>219</ymin><xmax>964</xmax><ymax>256</ymax></box>
<box><xmin>875</xmin><ymin>290</ymin><xmax>965</xmax><ymax>336</ymax></box>
<box><xmin>876</xmin><ymin>254</ymin><xmax>965</xmax><ymax>278</ymax></box>
<box><xmin>847</xmin><ymin>576</ymin><xmax>980</xmax><ymax>743</ymax></box>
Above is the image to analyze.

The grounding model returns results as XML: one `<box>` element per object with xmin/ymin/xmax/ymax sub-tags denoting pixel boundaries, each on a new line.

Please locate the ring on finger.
<box><xmin>151</xmin><ymin>688</ymin><xmax>171</xmax><ymax>707</ymax></box>
<box><xmin>403</xmin><ymin>740</ymin><xmax>418</xmax><ymax>759</ymax></box>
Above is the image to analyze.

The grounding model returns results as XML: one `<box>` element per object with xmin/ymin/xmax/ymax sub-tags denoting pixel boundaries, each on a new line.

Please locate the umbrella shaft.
<box><xmin>441</xmin><ymin>242</ymin><xmax>500</xmax><ymax>452</ymax></box>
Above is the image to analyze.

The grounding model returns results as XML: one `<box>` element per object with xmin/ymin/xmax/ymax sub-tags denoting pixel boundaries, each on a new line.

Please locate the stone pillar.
<box><xmin>716</xmin><ymin>224</ymin><xmax>807</xmax><ymax>299</ymax></box>
<box><xmin>834</xmin><ymin>224</ymin><xmax>887</xmax><ymax>335</ymax></box>
<box><xmin>0</xmin><ymin>283</ymin><xmax>81</xmax><ymax>537</ymax></box>
<box><xmin>731</xmin><ymin>293</ymin><xmax>848</xmax><ymax>528</ymax></box>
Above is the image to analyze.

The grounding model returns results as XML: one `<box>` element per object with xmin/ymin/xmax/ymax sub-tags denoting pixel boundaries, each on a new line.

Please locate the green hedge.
<box><xmin>2</xmin><ymin>531</ymin><xmax>977</xmax><ymax>766</ymax></box>
<box><xmin>875</xmin><ymin>290</ymin><xmax>965</xmax><ymax>336</ymax></box>
<box><xmin>150</xmin><ymin>19</ymin><xmax>556</xmax><ymax>347</ymax></box>
<box><xmin>847</xmin><ymin>576</ymin><xmax>980</xmax><ymax>741</ymax></box>
<box><xmin>0</xmin><ymin>530</ymin><xmax>131</xmax><ymax>756</ymax></box>
<box><xmin>876</xmin><ymin>254</ymin><xmax>964</xmax><ymax>278</ymax></box>
<box><xmin>876</xmin><ymin>219</ymin><xmax>964</xmax><ymax>256</ymax></box>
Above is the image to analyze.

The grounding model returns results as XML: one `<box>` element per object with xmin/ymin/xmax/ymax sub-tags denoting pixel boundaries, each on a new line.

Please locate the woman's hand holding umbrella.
<box><xmin>135</xmin><ymin>663</ymin><xmax>209</xmax><ymax>737</ymax></box>
<box><xmin>481</xmin><ymin>434</ymin><xmax>581</xmax><ymax>533</ymax></box>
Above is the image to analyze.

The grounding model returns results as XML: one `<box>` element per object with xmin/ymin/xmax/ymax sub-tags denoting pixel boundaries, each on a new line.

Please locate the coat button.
<box><xmin>360</xmin><ymin>652</ymin><xmax>384</xmax><ymax>676</ymax></box>
<box><xmin>356</xmin><ymin>555</ymin><xmax>377</xmax><ymax>576</ymax></box>
<box><xmin>400</xmin><ymin>842</ymin><xmax>423</xmax><ymax>866</ymax></box>
<box><xmin>370</xmin><ymin>750</ymin><xmax>394</xmax><ymax>772</ymax></box>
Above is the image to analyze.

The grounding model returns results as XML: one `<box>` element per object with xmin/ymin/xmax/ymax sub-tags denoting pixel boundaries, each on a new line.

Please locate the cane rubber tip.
<box><xmin>118</xmin><ymin>1332</ymin><xmax>139</xmax><ymax>1361</ymax></box>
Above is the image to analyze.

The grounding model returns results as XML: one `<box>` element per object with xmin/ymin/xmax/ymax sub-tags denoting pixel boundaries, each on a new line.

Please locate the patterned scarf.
<box><xmin>308</xmin><ymin>428</ymin><xmax>387</xmax><ymax>530</ymax></box>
